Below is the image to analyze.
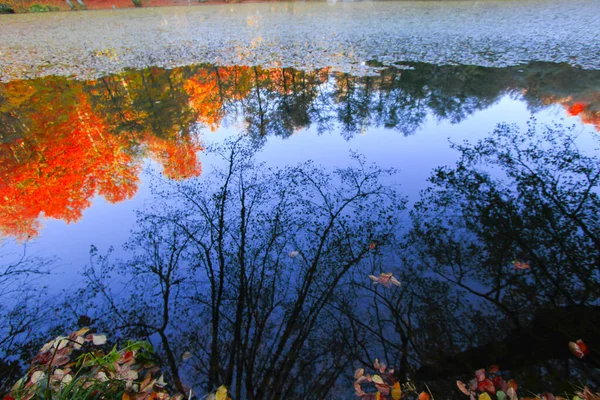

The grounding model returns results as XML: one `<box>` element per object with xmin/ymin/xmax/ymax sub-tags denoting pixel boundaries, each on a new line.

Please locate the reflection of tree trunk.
<box><xmin>159</xmin><ymin>328</ymin><xmax>184</xmax><ymax>393</ymax></box>
<box><xmin>207</xmin><ymin>151</ymin><xmax>235</xmax><ymax>391</ymax></box>
<box><xmin>213</xmin><ymin>67</ymin><xmax>226</xmax><ymax>109</ymax></box>
<box><xmin>101</xmin><ymin>77</ymin><xmax>129</xmax><ymax>127</ymax></box>
<box><xmin>140</xmin><ymin>71</ymin><xmax>161</xmax><ymax>136</ymax></box>
<box><xmin>166</xmin><ymin>73</ymin><xmax>185</xmax><ymax>135</ymax></box>
<box><xmin>227</xmin><ymin>182</ymin><xmax>247</xmax><ymax>400</ymax></box>
<box><xmin>253</xmin><ymin>67</ymin><xmax>265</xmax><ymax>136</ymax></box>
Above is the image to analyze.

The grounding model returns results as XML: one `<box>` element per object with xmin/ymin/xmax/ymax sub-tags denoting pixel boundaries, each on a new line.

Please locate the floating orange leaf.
<box><xmin>418</xmin><ymin>392</ymin><xmax>430</xmax><ymax>400</ymax></box>
<box><xmin>457</xmin><ymin>381</ymin><xmax>471</xmax><ymax>396</ymax></box>
<box><xmin>391</xmin><ymin>382</ymin><xmax>402</xmax><ymax>400</ymax></box>
<box><xmin>369</xmin><ymin>273</ymin><xmax>401</xmax><ymax>288</ymax></box>
<box><xmin>569</xmin><ymin>339</ymin><xmax>590</xmax><ymax>358</ymax></box>
<box><xmin>512</xmin><ymin>260</ymin><xmax>531</xmax><ymax>270</ymax></box>
<box><xmin>567</xmin><ymin>103</ymin><xmax>586</xmax><ymax>116</ymax></box>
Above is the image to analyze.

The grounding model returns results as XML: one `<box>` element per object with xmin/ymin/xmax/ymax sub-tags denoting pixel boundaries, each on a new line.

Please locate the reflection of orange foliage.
<box><xmin>568</xmin><ymin>103</ymin><xmax>586</xmax><ymax>116</ymax></box>
<box><xmin>184</xmin><ymin>70</ymin><xmax>226</xmax><ymax>131</ymax></box>
<box><xmin>184</xmin><ymin>66</ymin><xmax>253</xmax><ymax>131</ymax></box>
<box><xmin>562</xmin><ymin>99</ymin><xmax>600</xmax><ymax>131</ymax></box>
<box><xmin>146</xmin><ymin>134</ymin><xmax>202</xmax><ymax>181</ymax></box>
<box><xmin>0</xmin><ymin>96</ymin><xmax>140</xmax><ymax>240</ymax></box>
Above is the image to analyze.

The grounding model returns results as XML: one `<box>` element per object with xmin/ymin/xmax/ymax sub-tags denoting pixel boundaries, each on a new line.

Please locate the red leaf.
<box><xmin>468</xmin><ymin>379</ymin><xmax>478</xmax><ymax>391</ymax></box>
<box><xmin>475</xmin><ymin>369</ymin><xmax>486</xmax><ymax>382</ymax></box>
<box><xmin>568</xmin><ymin>103</ymin><xmax>586</xmax><ymax>116</ymax></box>
<box><xmin>492</xmin><ymin>376</ymin><xmax>507</xmax><ymax>392</ymax></box>
<box><xmin>569</xmin><ymin>341</ymin><xmax>588</xmax><ymax>358</ymax></box>
<box><xmin>477</xmin><ymin>379</ymin><xmax>495</xmax><ymax>394</ymax></box>
<box><xmin>577</xmin><ymin>339</ymin><xmax>590</xmax><ymax>356</ymax></box>
<box><xmin>457</xmin><ymin>381</ymin><xmax>471</xmax><ymax>396</ymax></box>
<box><xmin>512</xmin><ymin>260</ymin><xmax>531</xmax><ymax>270</ymax></box>
<box><xmin>418</xmin><ymin>392</ymin><xmax>431</xmax><ymax>400</ymax></box>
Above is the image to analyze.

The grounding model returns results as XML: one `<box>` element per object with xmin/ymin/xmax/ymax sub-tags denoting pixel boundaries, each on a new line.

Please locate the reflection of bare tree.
<box><xmin>72</xmin><ymin>138</ymin><xmax>404</xmax><ymax>399</ymax></box>
<box><xmin>0</xmin><ymin>243</ymin><xmax>52</xmax><ymax>393</ymax></box>
<box><xmin>400</xmin><ymin>121</ymin><xmax>600</xmax><ymax>391</ymax></box>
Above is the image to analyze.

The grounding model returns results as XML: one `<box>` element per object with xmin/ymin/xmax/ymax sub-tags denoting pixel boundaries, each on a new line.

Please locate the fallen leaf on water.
<box><xmin>391</xmin><ymin>382</ymin><xmax>402</xmax><ymax>400</ymax></box>
<box><xmin>475</xmin><ymin>368</ymin><xmax>486</xmax><ymax>382</ymax></box>
<box><xmin>457</xmin><ymin>381</ymin><xmax>470</xmax><ymax>396</ymax></box>
<box><xmin>569</xmin><ymin>339</ymin><xmax>590</xmax><ymax>358</ymax></box>
<box><xmin>354</xmin><ymin>368</ymin><xmax>364</xmax><ymax>380</ymax></box>
<box><xmin>92</xmin><ymin>334</ymin><xmax>107</xmax><ymax>345</ymax></box>
<box><xmin>369</xmin><ymin>273</ymin><xmax>401</xmax><ymax>287</ymax></box>
<box><xmin>215</xmin><ymin>385</ymin><xmax>228</xmax><ymax>400</ymax></box>
<box><xmin>512</xmin><ymin>260</ymin><xmax>531</xmax><ymax>270</ymax></box>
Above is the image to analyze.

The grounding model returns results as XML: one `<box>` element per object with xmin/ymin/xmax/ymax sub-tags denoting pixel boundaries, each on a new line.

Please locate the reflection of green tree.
<box><xmin>87</xmin><ymin>67</ymin><xmax>197</xmax><ymax>139</ymax></box>
<box><xmin>242</xmin><ymin>67</ymin><xmax>323</xmax><ymax>138</ymax></box>
<box><xmin>0</xmin><ymin>78</ymin><xmax>80</xmax><ymax>144</ymax></box>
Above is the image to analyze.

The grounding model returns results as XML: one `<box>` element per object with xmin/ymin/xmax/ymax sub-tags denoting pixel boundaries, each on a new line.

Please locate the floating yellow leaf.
<box><xmin>216</xmin><ymin>385</ymin><xmax>228</xmax><ymax>400</ymax></box>
<box><xmin>392</xmin><ymin>382</ymin><xmax>402</xmax><ymax>400</ymax></box>
<box><xmin>479</xmin><ymin>393</ymin><xmax>493</xmax><ymax>400</ymax></box>
<box><xmin>74</xmin><ymin>327</ymin><xmax>90</xmax><ymax>336</ymax></box>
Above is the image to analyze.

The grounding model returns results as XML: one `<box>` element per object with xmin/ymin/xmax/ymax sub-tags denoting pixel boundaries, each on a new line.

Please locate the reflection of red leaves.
<box><xmin>568</xmin><ymin>103</ymin><xmax>586</xmax><ymax>116</ymax></box>
<box><xmin>0</xmin><ymin>95</ymin><xmax>141</xmax><ymax>240</ymax></box>
<box><xmin>562</xmin><ymin>99</ymin><xmax>600</xmax><ymax>131</ymax></box>
<box><xmin>146</xmin><ymin>134</ymin><xmax>202</xmax><ymax>181</ymax></box>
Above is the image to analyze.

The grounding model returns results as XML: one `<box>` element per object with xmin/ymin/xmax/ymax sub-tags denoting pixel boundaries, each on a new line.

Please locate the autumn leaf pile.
<box><xmin>456</xmin><ymin>365</ymin><xmax>600</xmax><ymax>400</ymax></box>
<box><xmin>4</xmin><ymin>328</ymin><xmax>184</xmax><ymax>400</ymax></box>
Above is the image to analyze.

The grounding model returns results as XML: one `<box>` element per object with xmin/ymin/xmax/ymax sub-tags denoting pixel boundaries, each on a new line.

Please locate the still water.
<box><xmin>1</xmin><ymin>2</ymin><xmax>600</xmax><ymax>398</ymax></box>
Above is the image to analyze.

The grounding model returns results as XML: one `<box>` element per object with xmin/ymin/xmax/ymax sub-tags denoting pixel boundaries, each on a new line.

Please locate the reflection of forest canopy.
<box><xmin>1</xmin><ymin>62</ymin><xmax>599</xmax><ymax>239</ymax></box>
